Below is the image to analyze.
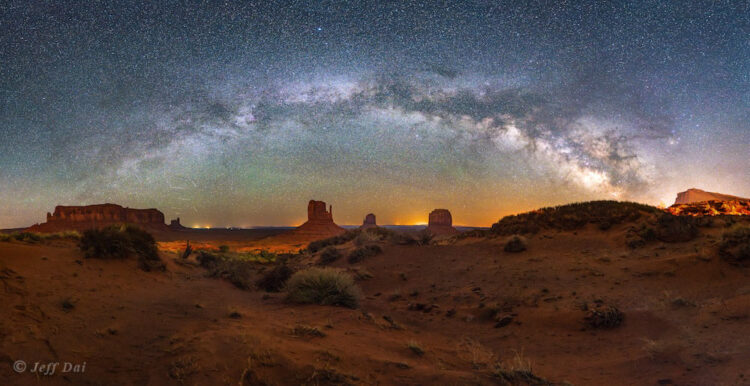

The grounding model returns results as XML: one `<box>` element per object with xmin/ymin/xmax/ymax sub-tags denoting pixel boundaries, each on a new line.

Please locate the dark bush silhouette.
<box><xmin>655</xmin><ymin>214</ymin><xmax>699</xmax><ymax>242</ymax></box>
<box><xmin>256</xmin><ymin>263</ymin><xmax>294</xmax><ymax>292</ymax></box>
<box><xmin>319</xmin><ymin>246</ymin><xmax>342</xmax><ymax>265</ymax></box>
<box><xmin>504</xmin><ymin>236</ymin><xmax>527</xmax><ymax>253</ymax></box>
<box><xmin>79</xmin><ymin>225</ymin><xmax>164</xmax><ymax>271</ymax></box>
<box><xmin>347</xmin><ymin>244</ymin><xmax>383</xmax><ymax>264</ymax></box>
<box><xmin>719</xmin><ymin>225</ymin><xmax>750</xmax><ymax>264</ymax></box>
<box><xmin>307</xmin><ymin>230</ymin><xmax>361</xmax><ymax>253</ymax></box>
<box><xmin>584</xmin><ymin>305</ymin><xmax>624</xmax><ymax>329</ymax></box>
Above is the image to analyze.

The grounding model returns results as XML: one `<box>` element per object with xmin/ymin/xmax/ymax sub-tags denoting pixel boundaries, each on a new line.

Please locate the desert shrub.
<box><xmin>455</xmin><ymin>229</ymin><xmax>490</xmax><ymax>239</ymax></box>
<box><xmin>493</xmin><ymin>352</ymin><xmax>553</xmax><ymax>386</ymax></box>
<box><xmin>291</xmin><ymin>324</ymin><xmax>326</xmax><ymax>338</ymax></box>
<box><xmin>407</xmin><ymin>340</ymin><xmax>425</xmax><ymax>356</ymax></box>
<box><xmin>415</xmin><ymin>230</ymin><xmax>434</xmax><ymax>246</ymax></box>
<box><xmin>347</xmin><ymin>244</ymin><xmax>383</xmax><ymax>264</ymax></box>
<box><xmin>307</xmin><ymin>230</ymin><xmax>361</xmax><ymax>253</ymax></box>
<box><xmin>79</xmin><ymin>225</ymin><xmax>164</xmax><ymax>271</ymax></box>
<box><xmin>491</xmin><ymin>201</ymin><xmax>661</xmax><ymax>235</ymax></box>
<box><xmin>318</xmin><ymin>246</ymin><xmax>342</xmax><ymax>265</ymax></box>
<box><xmin>719</xmin><ymin>225</ymin><xmax>750</xmax><ymax>264</ymax></box>
<box><xmin>655</xmin><ymin>214</ymin><xmax>699</xmax><ymax>242</ymax></box>
<box><xmin>584</xmin><ymin>305</ymin><xmax>624</xmax><ymax>329</ymax></box>
<box><xmin>207</xmin><ymin>258</ymin><xmax>255</xmax><ymax>290</ymax></box>
<box><xmin>12</xmin><ymin>232</ymin><xmax>43</xmax><ymax>243</ymax></box>
<box><xmin>196</xmin><ymin>250</ymin><xmax>222</xmax><ymax>269</ymax></box>
<box><xmin>286</xmin><ymin>268</ymin><xmax>361</xmax><ymax>308</ymax></box>
<box><xmin>389</xmin><ymin>232</ymin><xmax>417</xmax><ymax>245</ymax></box>
<box><xmin>354</xmin><ymin>230</ymin><xmax>381</xmax><ymax>246</ymax></box>
<box><xmin>256</xmin><ymin>263</ymin><xmax>294</xmax><ymax>292</ymax></box>
<box><xmin>504</xmin><ymin>235</ymin><xmax>527</xmax><ymax>253</ymax></box>
<box><xmin>625</xmin><ymin>224</ymin><xmax>657</xmax><ymax>248</ymax></box>
<box><xmin>218</xmin><ymin>245</ymin><xmax>230</xmax><ymax>253</ymax></box>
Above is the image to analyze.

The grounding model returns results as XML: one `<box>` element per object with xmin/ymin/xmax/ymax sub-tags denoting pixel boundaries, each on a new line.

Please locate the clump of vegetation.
<box><xmin>79</xmin><ymin>225</ymin><xmax>164</xmax><ymax>271</ymax></box>
<box><xmin>504</xmin><ymin>235</ymin><xmax>527</xmax><ymax>253</ymax></box>
<box><xmin>625</xmin><ymin>224</ymin><xmax>657</xmax><ymax>248</ymax></box>
<box><xmin>256</xmin><ymin>263</ymin><xmax>294</xmax><ymax>292</ymax></box>
<box><xmin>719</xmin><ymin>224</ymin><xmax>750</xmax><ymax>264</ymax></box>
<box><xmin>307</xmin><ymin>230</ymin><xmax>361</xmax><ymax>253</ymax></box>
<box><xmin>318</xmin><ymin>246</ymin><xmax>342</xmax><ymax>265</ymax></box>
<box><xmin>584</xmin><ymin>305</ymin><xmax>624</xmax><ymax>329</ymax></box>
<box><xmin>493</xmin><ymin>352</ymin><xmax>553</xmax><ymax>386</ymax></box>
<box><xmin>286</xmin><ymin>268</ymin><xmax>361</xmax><ymax>309</ymax></box>
<box><xmin>407</xmin><ymin>340</ymin><xmax>425</xmax><ymax>356</ymax></box>
<box><xmin>291</xmin><ymin>324</ymin><xmax>326</xmax><ymax>338</ymax></box>
<box><xmin>206</xmin><ymin>257</ymin><xmax>256</xmax><ymax>290</ymax></box>
<box><xmin>415</xmin><ymin>230</ymin><xmax>434</xmax><ymax>246</ymax></box>
<box><xmin>655</xmin><ymin>214</ymin><xmax>699</xmax><ymax>242</ymax></box>
<box><xmin>1</xmin><ymin>231</ymin><xmax>81</xmax><ymax>244</ymax></box>
<box><xmin>347</xmin><ymin>244</ymin><xmax>383</xmax><ymax>264</ymax></box>
<box><xmin>491</xmin><ymin>201</ymin><xmax>661</xmax><ymax>235</ymax></box>
<box><xmin>218</xmin><ymin>245</ymin><xmax>230</xmax><ymax>253</ymax></box>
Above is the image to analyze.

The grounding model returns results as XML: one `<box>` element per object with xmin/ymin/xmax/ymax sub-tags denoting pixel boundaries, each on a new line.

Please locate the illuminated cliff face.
<box><xmin>673</xmin><ymin>188</ymin><xmax>749</xmax><ymax>205</ymax></box>
<box><xmin>667</xmin><ymin>200</ymin><xmax>750</xmax><ymax>216</ymax></box>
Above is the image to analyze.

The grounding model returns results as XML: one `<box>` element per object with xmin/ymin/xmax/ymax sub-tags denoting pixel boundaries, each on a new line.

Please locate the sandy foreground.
<box><xmin>1</xmin><ymin>224</ymin><xmax>749</xmax><ymax>385</ymax></box>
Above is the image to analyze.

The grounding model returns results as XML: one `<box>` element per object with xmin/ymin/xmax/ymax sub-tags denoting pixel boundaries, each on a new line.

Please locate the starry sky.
<box><xmin>1</xmin><ymin>1</ymin><xmax>748</xmax><ymax>228</ymax></box>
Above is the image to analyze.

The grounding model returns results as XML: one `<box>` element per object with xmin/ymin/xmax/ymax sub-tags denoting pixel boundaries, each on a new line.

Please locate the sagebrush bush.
<box><xmin>256</xmin><ymin>263</ymin><xmax>294</xmax><ymax>292</ymax></box>
<box><xmin>504</xmin><ymin>235</ymin><xmax>527</xmax><ymax>253</ymax></box>
<box><xmin>347</xmin><ymin>244</ymin><xmax>382</xmax><ymax>264</ymax></box>
<box><xmin>208</xmin><ymin>258</ymin><xmax>255</xmax><ymax>289</ymax></box>
<box><xmin>79</xmin><ymin>225</ymin><xmax>164</xmax><ymax>271</ymax></box>
<box><xmin>319</xmin><ymin>246</ymin><xmax>342</xmax><ymax>265</ymax></box>
<box><xmin>584</xmin><ymin>305</ymin><xmax>624</xmax><ymax>329</ymax></box>
<box><xmin>307</xmin><ymin>230</ymin><xmax>361</xmax><ymax>253</ymax></box>
<box><xmin>655</xmin><ymin>214</ymin><xmax>699</xmax><ymax>242</ymax></box>
<box><xmin>719</xmin><ymin>225</ymin><xmax>750</xmax><ymax>264</ymax></box>
<box><xmin>286</xmin><ymin>268</ymin><xmax>361</xmax><ymax>308</ymax></box>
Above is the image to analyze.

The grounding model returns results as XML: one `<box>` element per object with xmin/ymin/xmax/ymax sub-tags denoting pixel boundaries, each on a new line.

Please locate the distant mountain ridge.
<box><xmin>674</xmin><ymin>188</ymin><xmax>749</xmax><ymax>205</ymax></box>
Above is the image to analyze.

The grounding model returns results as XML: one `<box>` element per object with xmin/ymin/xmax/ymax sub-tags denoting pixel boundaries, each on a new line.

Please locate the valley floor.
<box><xmin>1</xmin><ymin>224</ymin><xmax>749</xmax><ymax>385</ymax></box>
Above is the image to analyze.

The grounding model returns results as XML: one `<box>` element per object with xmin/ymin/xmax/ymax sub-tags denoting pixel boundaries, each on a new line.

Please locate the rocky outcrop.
<box><xmin>27</xmin><ymin>204</ymin><xmax>168</xmax><ymax>233</ymax></box>
<box><xmin>361</xmin><ymin>213</ymin><xmax>377</xmax><ymax>229</ymax></box>
<box><xmin>290</xmin><ymin>200</ymin><xmax>345</xmax><ymax>238</ymax></box>
<box><xmin>169</xmin><ymin>218</ymin><xmax>187</xmax><ymax>230</ymax></box>
<box><xmin>674</xmin><ymin>188</ymin><xmax>749</xmax><ymax>205</ymax></box>
<box><xmin>668</xmin><ymin>200</ymin><xmax>750</xmax><ymax>216</ymax></box>
<box><xmin>427</xmin><ymin>209</ymin><xmax>458</xmax><ymax>235</ymax></box>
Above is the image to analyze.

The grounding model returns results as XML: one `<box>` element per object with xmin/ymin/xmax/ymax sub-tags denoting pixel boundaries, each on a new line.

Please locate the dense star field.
<box><xmin>0</xmin><ymin>1</ymin><xmax>747</xmax><ymax>228</ymax></box>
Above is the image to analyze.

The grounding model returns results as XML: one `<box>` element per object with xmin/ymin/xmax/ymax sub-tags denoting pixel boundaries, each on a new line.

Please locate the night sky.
<box><xmin>1</xmin><ymin>1</ymin><xmax>748</xmax><ymax>228</ymax></box>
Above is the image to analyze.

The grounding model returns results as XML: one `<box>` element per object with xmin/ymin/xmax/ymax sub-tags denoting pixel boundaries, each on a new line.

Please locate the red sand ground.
<box><xmin>1</xmin><ymin>221</ymin><xmax>749</xmax><ymax>385</ymax></box>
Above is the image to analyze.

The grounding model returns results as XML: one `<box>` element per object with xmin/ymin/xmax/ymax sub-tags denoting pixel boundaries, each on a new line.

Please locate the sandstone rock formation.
<box><xmin>427</xmin><ymin>209</ymin><xmax>458</xmax><ymax>235</ymax></box>
<box><xmin>289</xmin><ymin>200</ymin><xmax>345</xmax><ymax>238</ymax></box>
<box><xmin>27</xmin><ymin>204</ymin><xmax>169</xmax><ymax>233</ymax></box>
<box><xmin>169</xmin><ymin>218</ymin><xmax>187</xmax><ymax>230</ymax></box>
<box><xmin>361</xmin><ymin>213</ymin><xmax>377</xmax><ymax>229</ymax></box>
<box><xmin>668</xmin><ymin>200</ymin><xmax>750</xmax><ymax>216</ymax></box>
<box><xmin>668</xmin><ymin>189</ymin><xmax>750</xmax><ymax>216</ymax></box>
<box><xmin>674</xmin><ymin>188</ymin><xmax>749</xmax><ymax>205</ymax></box>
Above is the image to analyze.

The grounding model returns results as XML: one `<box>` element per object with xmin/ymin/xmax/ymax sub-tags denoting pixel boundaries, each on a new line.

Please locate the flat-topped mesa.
<box><xmin>361</xmin><ymin>213</ymin><xmax>377</xmax><ymax>229</ymax></box>
<box><xmin>427</xmin><ymin>209</ymin><xmax>458</xmax><ymax>235</ymax></box>
<box><xmin>291</xmin><ymin>200</ymin><xmax>345</xmax><ymax>238</ymax></box>
<box><xmin>674</xmin><ymin>188</ymin><xmax>749</xmax><ymax>205</ymax></box>
<box><xmin>27</xmin><ymin>203</ymin><xmax>168</xmax><ymax>233</ymax></box>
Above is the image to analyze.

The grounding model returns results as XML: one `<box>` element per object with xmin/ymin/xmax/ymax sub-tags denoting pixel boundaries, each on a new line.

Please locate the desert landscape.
<box><xmin>2</xmin><ymin>1</ymin><xmax>748</xmax><ymax>385</ymax></box>
<box><xmin>1</xmin><ymin>190</ymin><xmax>750</xmax><ymax>385</ymax></box>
